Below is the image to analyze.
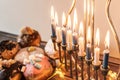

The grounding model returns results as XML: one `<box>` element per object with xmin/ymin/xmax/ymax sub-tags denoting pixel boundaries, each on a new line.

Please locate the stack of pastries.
<box><xmin>0</xmin><ymin>27</ymin><xmax>54</xmax><ymax>80</ymax></box>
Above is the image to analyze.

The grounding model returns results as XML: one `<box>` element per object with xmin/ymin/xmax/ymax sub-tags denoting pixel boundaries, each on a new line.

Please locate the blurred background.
<box><xmin>0</xmin><ymin>0</ymin><xmax>120</xmax><ymax>58</ymax></box>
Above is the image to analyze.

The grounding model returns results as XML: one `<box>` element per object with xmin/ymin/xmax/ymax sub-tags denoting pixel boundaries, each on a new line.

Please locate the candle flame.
<box><xmin>51</xmin><ymin>6</ymin><xmax>54</xmax><ymax>20</ymax></box>
<box><xmin>73</xmin><ymin>8</ymin><xmax>78</xmax><ymax>32</ymax></box>
<box><xmin>87</xmin><ymin>0</ymin><xmax>90</xmax><ymax>16</ymax></box>
<box><xmin>67</xmin><ymin>15</ymin><xmax>71</xmax><ymax>29</ymax></box>
<box><xmin>87</xmin><ymin>26</ymin><xmax>91</xmax><ymax>43</ymax></box>
<box><xmin>55</xmin><ymin>12</ymin><xmax>58</xmax><ymax>25</ymax></box>
<box><xmin>84</xmin><ymin>0</ymin><xmax>87</xmax><ymax>13</ymax></box>
<box><xmin>95</xmin><ymin>28</ymin><xmax>100</xmax><ymax>46</ymax></box>
<box><xmin>105</xmin><ymin>30</ymin><xmax>110</xmax><ymax>49</ymax></box>
<box><xmin>79</xmin><ymin>21</ymin><xmax>84</xmax><ymax>36</ymax></box>
<box><xmin>62</xmin><ymin>12</ymin><xmax>66</xmax><ymax>26</ymax></box>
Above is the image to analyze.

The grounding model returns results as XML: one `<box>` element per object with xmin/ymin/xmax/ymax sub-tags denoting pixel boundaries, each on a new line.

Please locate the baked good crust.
<box><xmin>15</xmin><ymin>46</ymin><xmax>54</xmax><ymax>80</ymax></box>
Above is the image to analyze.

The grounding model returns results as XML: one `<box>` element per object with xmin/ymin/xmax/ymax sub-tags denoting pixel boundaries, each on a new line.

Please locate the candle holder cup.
<box><xmin>100</xmin><ymin>65</ymin><xmax>110</xmax><ymax>80</ymax></box>
<box><xmin>73</xmin><ymin>44</ymin><xmax>79</xmax><ymax>80</ymax></box>
<box><xmin>92</xmin><ymin>61</ymin><xmax>101</xmax><ymax>80</ymax></box>
<box><xmin>78</xmin><ymin>54</ymin><xmax>85</xmax><ymax>80</ymax></box>
<box><xmin>57</xmin><ymin>41</ymin><xmax>62</xmax><ymax>63</ymax></box>
<box><xmin>62</xmin><ymin>44</ymin><xmax>68</xmax><ymax>71</ymax></box>
<box><xmin>51</xmin><ymin>35</ymin><xmax>57</xmax><ymax>51</ymax></box>
<box><xmin>67</xmin><ymin>50</ymin><xmax>73</xmax><ymax>78</ymax></box>
<box><xmin>85</xmin><ymin>57</ymin><xmax>93</xmax><ymax>80</ymax></box>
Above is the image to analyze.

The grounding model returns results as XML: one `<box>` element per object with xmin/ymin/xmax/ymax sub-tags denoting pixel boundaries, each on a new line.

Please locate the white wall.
<box><xmin>0</xmin><ymin>0</ymin><xmax>120</xmax><ymax>58</ymax></box>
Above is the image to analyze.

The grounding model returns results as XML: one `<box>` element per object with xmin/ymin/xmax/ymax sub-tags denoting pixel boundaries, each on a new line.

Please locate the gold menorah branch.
<box><xmin>64</xmin><ymin>0</ymin><xmax>76</xmax><ymax>27</ymax></box>
<box><xmin>64</xmin><ymin>0</ymin><xmax>120</xmax><ymax>54</ymax></box>
<box><xmin>105</xmin><ymin>0</ymin><xmax>120</xmax><ymax>54</ymax></box>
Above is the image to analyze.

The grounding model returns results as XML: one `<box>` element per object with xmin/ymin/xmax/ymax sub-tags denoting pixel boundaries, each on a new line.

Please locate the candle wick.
<box><xmin>63</xmin><ymin>25</ymin><xmax>66</xmax><ymax>28</ymax></box>
<box><xmin>73</xmin><ymin>29</ymin><xmax>75</xmax><ymax>33</ymax></box>
<box><xmin>80</xmin><ymin>33</ymin><xmax>83</xmax><ymax>37</ymax></box>
<box><xmin>105</xmin><ymin>46</ymin><xmax>109</xmax><ymax>50</ymax></box>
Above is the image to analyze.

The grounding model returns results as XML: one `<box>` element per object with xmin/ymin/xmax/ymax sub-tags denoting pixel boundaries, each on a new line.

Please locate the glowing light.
<box><xmin>73</xmin><ymin>8</ymin><xmax>78</xmax><ymax>32</ymax></box>
<box><xmin>67</xmin><ymin>15</ymin><xmax>71</xmax><ymax>29</ymax></box>
<box><xmin>79</xmin><ymin>21</ymin><xmax>84</xmax><ymax>36</ymax></box>
<box><xmin>62</xmin><ymin>12</ymin><xmax>66</xmax><ymax>26</ymax></box>
<box><xmin>87</xmin><ymin>26</ymin><xmax>91</xmax><ymax>43</ymax></box>
<box><xmin>55</xmin><ymin>12</ymin><xmax>58</xmax><ymax>25</ymax></box>
<box><xmin>51</xmin><ymin>6</ymin><xmax>54</xmax><ymax>20</ymax></box>
<box><xmin>95</xmin><ymin>28</ymin><xmax>100</xmax><ymax>46</ymax></box>
<box><xmin>105</xmin><ymin>30</ymin><xmax>110</xmax><ymax>49</ymax></box>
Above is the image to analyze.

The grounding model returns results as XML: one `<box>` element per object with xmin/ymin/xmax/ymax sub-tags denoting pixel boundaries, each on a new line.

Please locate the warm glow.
<box><xmin>79</xmin><ymin>21</ymin><xmax>84</xmax><ymax>36</ymax></box>
<box><xmin>62</xmin><ymin>12</ymin><xmax>66</xmax><ymax>26</ymax></box>
<box><xmin>51</xmin><ymin>6</ymin><xmax>54</xmax><ymax>20</ymax></box>
<box><xmin>84</xmin><ymin>0</ymin><xmax>87</xmax><ymax>13</ymax></box>
<box><xmin>95</xmin><ymin>28</ymin><xmax>100</xmax><ymax>46</ymax></box>
<box><xmin>73</xmin><ymin>8</ymin><xmax>78</xmax><ymax>32</ymax></box>
<box><xmin>55</xmin><ymin>12</ymin><xmax>58</xmax><ymax>25</ymax></box>
<box><xmin>87</xmin><ymin>26</ymin><xmax>91</xmax><ymax>43</ymax></box>
<box><xmin>105</xmin><ymin>30</ymin><xmax>110</xmax><ymax>49</ymax></box>
<box><xmin>87</xmin><ymin>0</ymin><xmax>90</xmax><ymax>16</ymax></box>
<box><xmin>67</xmin><ymin>15</ymin><xmax>71</xmax><ymax>29</ymax></box>
<box><xmin>55</xmin><ymin>68</ymin><xmax>65</xmax><ymax>79</ymax></box>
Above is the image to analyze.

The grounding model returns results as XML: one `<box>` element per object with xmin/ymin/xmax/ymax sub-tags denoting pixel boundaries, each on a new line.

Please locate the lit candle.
<box><xmin>84</xmin><ymin>0</ymin><xmax>87</xmax><ymax>49</ymax></box>
<box><xmin>86</xmin><ymin>27</ymin><xmax>92</xmax><ymax>59</ymax></box>
<box><xmin>94</xmin><ymin>28</ymin><xmax>100</xmax><ymax>65</ymax></box>
<box><xmin>102</xmin><ymin>31</ymin><xmax>110</xmax><ymax>69</ymax></box>
<box><xmin>67</xmin><ymin>15</ymin><xmax>72</xmax><ymax>50</ymax></box>
<box><xmin>87</xmin><ymin>0</ymin><xmax>90</xmax><ymax>25</ymax></box>
<box><xmin>51</xmin><ymin>6</ymin><xmax>56</xmax><ymax>37</ymax></box>
<box><xmin>72</xmin><ymin>9</ymin><xmax>78</xmax><ymax>45</ymax></box>
<box><xmin>62</xmin><ymin>12</ymin><xmax>66</xmax><ymax>45</ymax></box>
<box><xmin>78</xmin><ymin>22</ymin><xmax>84</xmax><ymax>56</ymax></box>
<box><xmin>55</xmin><ymin>12</ymin><xmax>62</xmax><ymax>42</ymax></box>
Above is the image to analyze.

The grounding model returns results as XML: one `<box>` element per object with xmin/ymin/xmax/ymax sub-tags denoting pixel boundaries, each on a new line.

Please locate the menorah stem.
<box><xmin>101</xmin><ymin>65</ymin><xmax>109</xmax><ymax>80</ymax></box>
<box><xmin>81</xmin><ymin>58</ymin><xmax>84</xmax><ymax>80</ymax></box>
<box><xmin>68</xmin><ymin>50</ymin><xmax>73</xmax><ymax>78</ymax></box>
<box><xmin>95</xmin><ymin>69</ymin><xmax>98</xmax><ymax>80</ymax></box>
<box><xmin>70</xmin><ymin>53</ymin><xmax>73</xmax><ymax>78</ymax></box>
<box><xmin>57</xmin><ymin>42</ymin><xmax>62</xmax><ymax>63</ymax></box>
<box><xmin>51</xmin><ymin>36</ymin><xmax>57</xmax><ymax>51</ymax></box>
<box><xmin>88</xmin><ymin>64</ymin><xmax>90</xmax><ymax>80</ymax></box>
<box><xmin>104</xmin><ymin>75</ymin><xmax>106</xmax><ymax>80</ymax></box>
<box><xmin>75</xmin><ymin>51</ymin><xmax>78</xmax><ymax>80</ymax></box>
<box><xmin>64</xmin><ymin>50</ymin><xmax>68</xmax><ymax>71</ymax></box>
<box><xmin>85</xmin><ymin>57</ymin><xmax>93</xmax><ymax>80</ymax></box>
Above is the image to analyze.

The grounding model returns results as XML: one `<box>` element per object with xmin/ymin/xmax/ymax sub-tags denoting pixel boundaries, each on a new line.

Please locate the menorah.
<box><xmin>50</xmin><ymin>0</ymin><xmax>120</xmax><ymax>80</ymax></box>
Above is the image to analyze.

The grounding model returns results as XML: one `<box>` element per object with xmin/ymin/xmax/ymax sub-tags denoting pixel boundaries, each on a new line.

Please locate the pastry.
<box><xmin>15</xmin><ymin>46</ymin><xmax>53</xmax><ymax>80</ymax></box>
<box><xmin>18</xmin><ymin>27</ymin><xmax>41</xmax><ymax>48</ymax></box>
<box><xmin>0</xmin><ymin>59</ymin><xmax>25</xmax><ymax>80</ymax></box>
<box><xmin>0</xmin><ymin>40</ymin><xmax>19</xmax><ymax>60</ymax></box>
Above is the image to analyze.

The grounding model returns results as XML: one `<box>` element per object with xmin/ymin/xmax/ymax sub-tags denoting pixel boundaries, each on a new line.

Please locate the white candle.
<box><xmin>55</xmin><ymin>12</ymin><xmax>62</xmax><ymax>42</ymax></box>
<box><xmin>56</xmin><ymin>27</ymin><xmax>62</xmax><ymax>42</ymax></box>
<box><xmin>78</xmin><ymin>22</ymin><xmax>84</xmax><ymax>56</ymax></box>
<box><xmin>67</xmin><ymin>15</ymin><xmax>72</xmax><ymax>50</ymax></box>
<box><xmin>84</xmin><ymin>0</ymin><xmax>87</xmax><ymax>47</ymax></box>
<box><xmin>94</xmin><ymin>28</ymin><xmax>100</xmax><ymax>65</ymax></box>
